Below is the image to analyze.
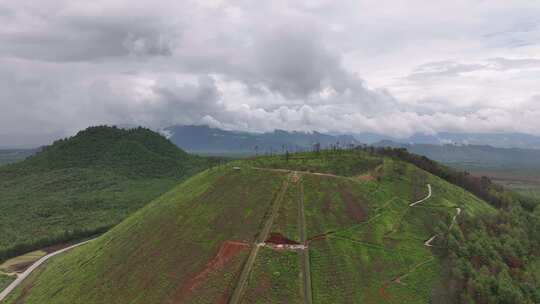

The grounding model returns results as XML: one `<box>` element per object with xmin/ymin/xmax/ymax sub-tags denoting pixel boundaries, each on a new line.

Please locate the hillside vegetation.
<box><xmin>0</xmin><ymin>126</ymin><xmax>216</xmax><ymax>261</ymax></box>
<box><xmin>4</xmin><ymin>150</ymin><xmax>532</xmax><ymax>304</ymax></box>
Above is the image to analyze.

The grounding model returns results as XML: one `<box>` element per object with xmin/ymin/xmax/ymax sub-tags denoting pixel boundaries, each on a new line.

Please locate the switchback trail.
<box><xmin>424</xmin><ymin>207</ymin><xmax>461</xmax><ymax>247</ymax></box>
<box><xmin>0</xmin><ymin>238</ymin><xmax>96</xmax><ymax>301</ymax></box>
<box><xmin>409</xmin><ymin>184</ymin><xmax>432</xmax><ymax>207</ymax></box>
<box><xmin>228</xmin><ymin>173</ymin><xmax>292</xmax><ymax>304</ymax></box>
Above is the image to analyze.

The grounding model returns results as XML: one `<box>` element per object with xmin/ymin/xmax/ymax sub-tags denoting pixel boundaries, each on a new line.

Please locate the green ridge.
<box><xmin>0</xmin><ymin>126</ymin><xmax>216</xmax><ymax>261</ymax></box>
<box><xmin>3</xmin><ymin>151</ymin><xmax>538</xmax><ymax>303</ymax></box>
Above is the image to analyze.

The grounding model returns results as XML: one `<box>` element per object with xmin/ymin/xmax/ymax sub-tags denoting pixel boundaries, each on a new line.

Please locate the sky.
<box><xmin>1</xmin><ymin>0</ymin><xmax>540</xmax><ymax>147</ymax></box>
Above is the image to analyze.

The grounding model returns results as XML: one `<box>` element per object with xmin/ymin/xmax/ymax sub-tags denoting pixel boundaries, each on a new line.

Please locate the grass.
<box><xmin>0</xmin><ymin>126</ymin><xmax>216</xmax><ymax>261</ymax></box>
<box><xmin>1</xmin><ymin>150</ymin><xmax>498</xmax><ymax>303</ymax></box>
<box><xmin>302</xmin><ymin>158</ymin><xmax>493</xmax><ymax>303</ymax></box>
<box><xmin>242</xmin><ymin>248</ymin><xmax>302</xmax><ymax>304</ymax></box>
<box><xmin>0</xmin><ymin>250</ymin><xmax>46</xmax><ymax>274</ymax></box>
<box><xmin>0</xmin><ymin>273</ymin><xmax>14</xmax><ymax>293</ymax></box>
<box><xmin>271</xmin><ymin>180</ymin><xmax>301</xmax><ymax>242</ymax></box>
<box><xmin>245</xmin><ymin>150</ymin><xmax>382</xmax><ymax>177</ymax></box>
<box><xmin>2</xmin><ymin>165</ymin><xmax>287</xmax><ymax>303</ymax></box>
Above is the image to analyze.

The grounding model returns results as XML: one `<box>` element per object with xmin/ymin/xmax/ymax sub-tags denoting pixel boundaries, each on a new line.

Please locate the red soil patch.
<box><xmin>379</xmin><ymin>281</ymin><xmax>392</xmax><ymax>302</ymax></box>
<box><xmin>357</xmin><ymin>174</ymin><xmax>375</xmax><ymax>182</ymax></box>
<box><xmin>339</xmin><ymin>185</ymin><xmax>367</xmax><ymax>222</ymax></box>
<box><xmin>182</xmin><ymin>241</ymin><xmax>249</xmax><ymax>294</ymax></box>
<box><xmin>265</xmin><ymin>233</ymin><xmax>299</xmax><ymax>245</ymax></box>
<box><xmin>322</xmin><ymin>193</ymin><xmax>332</xmax><ymax>215</ymax></box>
<box><xmin>306</xmin><ymin>232</ymin><xmax>335</xmax><ymax>244</ymax></box>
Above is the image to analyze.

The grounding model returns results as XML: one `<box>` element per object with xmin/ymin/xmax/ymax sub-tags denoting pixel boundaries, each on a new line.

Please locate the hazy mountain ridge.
<box><xmin>165</xmin><ymin>125</ymin><xmax>359</xmax><ymax>153</ymax></box>
<box><xmin>355</xmin><ymin>132</ymin><xmax>540</xmax><ymax>149</ymax></box>
<box><xmin>0</xmin><ymin>148</ymin><xmax>41</xmax><ymax>166</ymax></box>
<box><xmin>374</xmin><ymin>140</ymin><xmax>540</xmax><ymax>168</ymax></box>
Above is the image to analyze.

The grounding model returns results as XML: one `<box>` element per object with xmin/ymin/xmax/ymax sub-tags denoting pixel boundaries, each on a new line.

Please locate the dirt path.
<box><xmin>409</xmin><ymin>184</ymin><xmax>432</xmax><ymax>207</ymax></box>
<box><xmin>298</xmin><ymin>177</ymin><xmax>313</xmax><ymax>304</ymax></box>
<box><xmin>228</xmin><ymin>173</ymin><xmax>291</xmax><ymax>304</ymax></box>
<box><xmin>449</xmin><ymin>207</ymin><xmax>461</xmax><ymax>230</ymax></box>
<box><xmin>424</xmin><ymin>207</ymin><xmax>461</xmax><ymax>248</ymax></box>
<box><xmin>0</xmin><ymin>238</ymin><xmax>96</xmax><ymax>302</ymax></box>
<box><xmin>252</xmin><ymin>167</ymin><xmax>343</xmax><ymax>179</ymax></box>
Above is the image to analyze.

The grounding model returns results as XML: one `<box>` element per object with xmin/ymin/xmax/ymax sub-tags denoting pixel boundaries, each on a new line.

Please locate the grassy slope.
<box><xmin>2</xmin><ymin>151</ymin><xmax>496</xmax><ymax>304</ymax></box>
<box><xmin>241</xmin><ymin>178</ymin><xmax>303</xmax><ymax>304</ymax></box>
<box><xmin>0</xmin><ymin>126</ymin><xmax>214</xmax><ymax>261</ymax></box>
<box><xmin>2</xmin><ymin>166</ymin><xmax>287</xmax><ymax>303</ymax></box>
<box><xmin>243</xmin><ymin>152</ymin><xmax>493</xmax><ymax>303</ymax></box>
<box><xmin>0</xmin><ymin>274</ymin><xmax>14</xmax><ymax>293</ymax></box>
<box><xmin>305</xmin><ymin>160</ymin><xmax>492</xmax><ymax>304</ymax></box>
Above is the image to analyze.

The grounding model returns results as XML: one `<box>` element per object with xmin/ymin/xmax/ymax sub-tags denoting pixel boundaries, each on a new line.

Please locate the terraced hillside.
<box><xmin>1</xmin><ymin>150</ymin><xmax>504</xmax><ymax>304</ymax></box>
<box><xmin>0</xmin><ymin>126</ymin><xmax>215</xmax><ymax>262</ymax></box>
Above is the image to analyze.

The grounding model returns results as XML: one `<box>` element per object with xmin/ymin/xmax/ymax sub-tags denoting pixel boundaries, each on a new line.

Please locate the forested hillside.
<box><xmin>367</xmin><ymin>146</ymin><xmax>540</xmax><ymax>303</ymax></box>
<box><xmin>0</xmin><ymin>126</ymin><xmax>217</xmax><ymax>261</ymax></box>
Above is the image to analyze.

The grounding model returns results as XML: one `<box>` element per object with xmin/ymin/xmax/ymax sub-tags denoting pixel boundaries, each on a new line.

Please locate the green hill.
<box><xmin>2</xmin><ymin>150</ymin><xmax>539</xmax><ymax>303</ymax></box>
<box><xmin>0</xmin><ymin>126</ymin><xmax>216</xmax><ymax>261</ymax></box>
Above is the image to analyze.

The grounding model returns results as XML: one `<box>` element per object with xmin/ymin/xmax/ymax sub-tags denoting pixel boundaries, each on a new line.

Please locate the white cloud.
<box><xmin>1</xmin><ymin>0</ymin><xmax>540</xmax><ymax>147</ymax></box>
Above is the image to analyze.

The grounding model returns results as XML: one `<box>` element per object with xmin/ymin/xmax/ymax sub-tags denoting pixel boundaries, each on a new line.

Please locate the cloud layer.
<box><xmin>1</xmin><ymin>0</ymin><xmax>540</xmax><ymax>147</ymax></box>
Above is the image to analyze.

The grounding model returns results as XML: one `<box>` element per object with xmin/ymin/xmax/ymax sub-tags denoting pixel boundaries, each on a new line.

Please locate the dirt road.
<box><xmin>228</xmin><ymin>173</ymin><xmax>291</xmax><ymax>304</ymax></box>
<box><xmin>0</xmin><ymin>238</ymin><xmax>95</xmax><ymax>302</ymax></box>
<box><xmin>298</xmin><ymin>178</ymin><xmax>313</xmax><ymax>304</ymax></box>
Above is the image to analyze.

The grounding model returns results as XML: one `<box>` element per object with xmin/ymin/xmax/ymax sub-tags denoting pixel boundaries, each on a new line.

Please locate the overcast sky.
<box><xmin>1</xmin><ymin>0</ymin><xmax>540</xmax><ymax>147</ymax></box>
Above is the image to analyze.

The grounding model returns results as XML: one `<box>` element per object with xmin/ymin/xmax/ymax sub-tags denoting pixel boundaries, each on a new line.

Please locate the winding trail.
<box><xmin>228</xmin><ymin>173</ymin><xmax>291</xmax><ymax>304</ymax></box>
<box><xmin>409</xmin><ymin>184</ymin><xmax>432</xmax><ymax>207</ymax></box>
<box><xmin>450</xmin><ymin>207</ymin><xmax>462</xmax><ymax>230</ymax></box>
<box><xmin>0</xmin><ymin>238</ymin><xmax>96</xmax><ymax>302</ymax></box>
<box><xmin>382</xmin><ymin>185</ymin><xmax>465</xmax><ymax>300</ymax></box>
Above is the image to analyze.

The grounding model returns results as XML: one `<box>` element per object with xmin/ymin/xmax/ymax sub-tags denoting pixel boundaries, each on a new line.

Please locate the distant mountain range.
<box><xmin>354</xmin><ymin>132</ymin><xmax>540</xmax><ymax>149</ymax></box>
<box><xmin>0</xmin><ymin>148</ymin><xmax>41</xmax><ymax>166</ymax></box>
<box><xmin>164</xmin><ymin>125</ymin><xmax>359</xmax><ymax>154</ymax></box>
<box><xmin>162</xmin><ymin>125</ymin><xmax>540</xmax><ymax>169</ymax></box>
<box><xmin>373</xmin><ymin>140</ymin><xmax>540</xmax><ymax>169</ymax></box>
<box><xmin>2</xmin><ymin>125</ymin><xmax>540</xmax><ymax>170</ymax></box>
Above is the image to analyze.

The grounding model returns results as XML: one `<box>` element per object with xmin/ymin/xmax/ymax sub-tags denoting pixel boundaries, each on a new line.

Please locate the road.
<box><xmin>298</xmin><ymin>177</ymin><xmax>313</xmax><ymax>304</ymax></box>
<box><xmin>0</xmin><ymin>238</ymin><xmax>96</xmax><ymax>302</ymax></box>
<box><xmin>228</xmin><ymin>173</ymin><xmax>291</xmax><ymax>304</ymax></box>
